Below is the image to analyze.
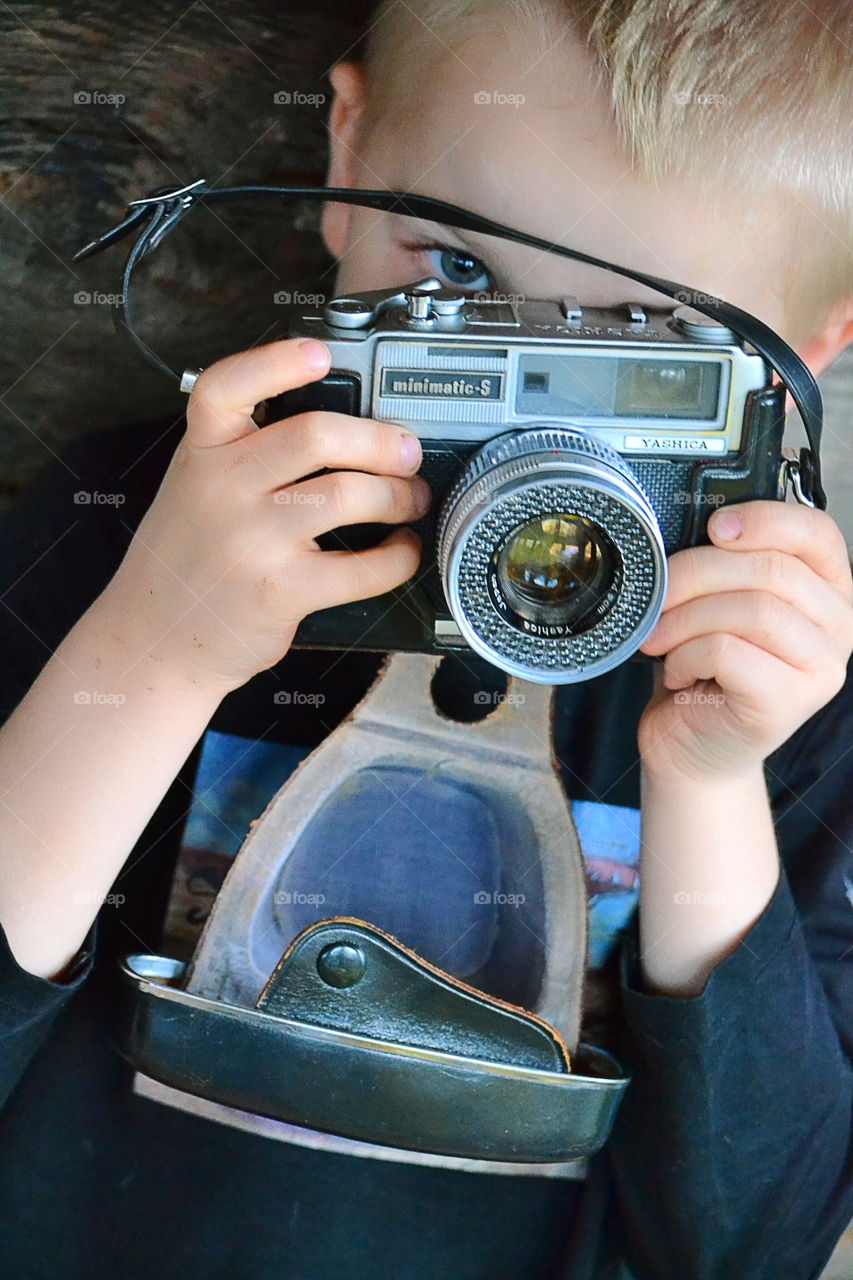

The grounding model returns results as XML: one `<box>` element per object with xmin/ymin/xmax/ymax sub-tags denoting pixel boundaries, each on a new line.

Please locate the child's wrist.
<box><xmin>637</xmin><ymin>711</ymin><xmax>767</xmax><ymax>787</ymax></box>
<box><xmin>639</xmin><ymin>752</ymin><xmax>766</xmax><ymax>792</ymax></box>
<box><xmin>84</xmin><ymin>583</ymin><xmax>237</xmax><ymax>705</ymax></box>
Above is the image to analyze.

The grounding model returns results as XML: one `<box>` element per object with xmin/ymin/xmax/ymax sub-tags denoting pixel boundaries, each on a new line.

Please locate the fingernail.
<box><xmin>711</xmin><ymin>509</ymin><xmax>742</xmax><ymax>540</ymax></box>
<box><xmin>298</xmin><ymin>339</ymin><xmax>331</xmax><ymax>372</ymax></box>
<box><xmin>413</xmin><ymin>477</ymin><xmax>432</xmax><ymax>513</ymax></box>
<box><xmin>400</xmin><ymin>433</ymin><xmax>422</xmax><ymax>469</ymax></box>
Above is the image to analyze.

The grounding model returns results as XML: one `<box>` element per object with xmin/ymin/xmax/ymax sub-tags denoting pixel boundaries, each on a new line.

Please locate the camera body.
<box><xmin>264</xmin><ymin>280</ymin><xmax>786</xmax><ymax>683</ymax></box>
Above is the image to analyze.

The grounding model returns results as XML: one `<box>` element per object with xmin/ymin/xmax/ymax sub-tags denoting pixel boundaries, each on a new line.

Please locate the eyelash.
<box><xmin>397</xmin><ymin>239</ymin><xmax>495</xmax><ymax>291</ymax></box>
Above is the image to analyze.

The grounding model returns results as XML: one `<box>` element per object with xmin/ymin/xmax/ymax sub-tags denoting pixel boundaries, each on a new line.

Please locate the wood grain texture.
<box><xmin>0</xmin><ymin>0</ymin><xmax>373</xmax><ymax>509</ymax></box>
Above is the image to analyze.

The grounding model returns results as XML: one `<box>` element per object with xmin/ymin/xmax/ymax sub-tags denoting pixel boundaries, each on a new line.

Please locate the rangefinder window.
<box><xmin>516</xmin><ymin>355</ymin><xmax>723</xmax><ymax>421</ymax></box>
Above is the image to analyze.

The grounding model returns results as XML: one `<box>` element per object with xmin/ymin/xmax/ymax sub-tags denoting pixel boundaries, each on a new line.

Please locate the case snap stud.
<box><xmin>316</xmin><ymin>943</ymin><xmax>366</xmax><ymax>988</ymax></box>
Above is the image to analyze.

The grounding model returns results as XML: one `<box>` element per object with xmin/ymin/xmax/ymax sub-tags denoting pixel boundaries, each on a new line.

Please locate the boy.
<box><xmin>0</xmin><ymin>2</ymin><xmax>851</xmax><ymax>1277</ymax></box>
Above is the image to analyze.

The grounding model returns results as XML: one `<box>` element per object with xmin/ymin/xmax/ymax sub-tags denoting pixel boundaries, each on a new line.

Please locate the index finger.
<box><xmin>706</xmin><ymin>500</ymin><xmax>853</xmax><ymax>598</ymax></box>
<box><xmin>185</xmin><ymin>337</ymin><xmax>332</xmax><ymax>447</ymax></box>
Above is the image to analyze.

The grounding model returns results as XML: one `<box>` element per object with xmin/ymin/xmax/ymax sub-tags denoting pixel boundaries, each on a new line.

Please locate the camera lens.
<box><xmin>437</xmin><ymin>427</ymin><xmax>668</xmax><ymax>684</ymax></box>
<box><xmin>496</xmin><ymin>515</ymin><xmax>620</xmax><ymax>635</ymax></box>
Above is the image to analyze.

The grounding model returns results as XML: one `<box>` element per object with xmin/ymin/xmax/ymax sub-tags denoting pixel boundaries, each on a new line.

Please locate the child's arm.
<box><xmin>0</xmin><ymin>597</ymin><xmax>224</xmax><ymax>981</ymax></box>
<box><xmin>637</xmin><ymin>759</ymin><xmax>779</xmax><ymax>996</ymax></box>
<box><xmin>604</xmin><ymin>499</ymin><xmax>853</xmax><ymax>1279</ymax></box>
<box><xmin>0</xmin><ymin>335</ymin><xmax>428</xmax><ymax>981</ymax></box>
<box><xmin>635</xmin><ymin>499</ymin><xmax>853</xmax><ymax>995</ymax></box>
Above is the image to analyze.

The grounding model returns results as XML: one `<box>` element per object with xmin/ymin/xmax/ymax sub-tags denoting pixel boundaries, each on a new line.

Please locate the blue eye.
<box><xmin>425</xmin><ymin>246</ymin><xmax>492</xmax><ymax>291</ymax></box>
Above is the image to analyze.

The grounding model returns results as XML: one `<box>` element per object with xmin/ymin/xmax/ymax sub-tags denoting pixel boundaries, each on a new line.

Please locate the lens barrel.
<box><xmin>437</xmin><ymin>427</ymin><xmax>668</xmax><ymax>683</ymax></box>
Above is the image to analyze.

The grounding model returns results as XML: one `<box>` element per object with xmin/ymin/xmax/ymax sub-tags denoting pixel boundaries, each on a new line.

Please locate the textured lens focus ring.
<box><xmin>452</xmin><ymin>427</ymin><xmax>641</xmax><ymax>500</ymax></box>
<box><xmin>437</xmin><ymin>426</ymin><xmax>654</xmax><ymax>584</ymax></box>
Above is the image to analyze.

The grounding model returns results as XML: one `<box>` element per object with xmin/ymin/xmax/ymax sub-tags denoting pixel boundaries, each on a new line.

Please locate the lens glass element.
<box><xmin>492</xmin><ymin>514</ymin><xmax>621</xmax><ymax>637</ymax></box>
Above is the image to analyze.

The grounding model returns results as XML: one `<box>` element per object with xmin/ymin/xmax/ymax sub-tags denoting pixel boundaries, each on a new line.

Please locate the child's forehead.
<box><xmin>374</xmin><ymin>81</ymin><xmax>620</xmax><ymax>230</ymax></box>
<box><xmin>353</xmin><ymin>3</ymin><xmax>841</xmax><ymax>345</ymax></box>
<box><xmin>375</xmin><ymin>18</ymin><xmax>603</xmax><ymax>155</ymax></box>
<box><xmin>365</xmin><ymin>96</ymin><xmax>790</xmax><ymax>325</ymax></box>
<box><xmin>364</xmin><ymin>17</ymin><xmax>799</xmax><ymax>321</ymax></box>
<box><xmin>371</xmin><ymin>27</ymin><xmax>661</xmax><ymax>229</ymax></box>
<box><xmin>370</xmin><ymin>98</ymin><xmax>708</xmax><ymax>286</ymax></box>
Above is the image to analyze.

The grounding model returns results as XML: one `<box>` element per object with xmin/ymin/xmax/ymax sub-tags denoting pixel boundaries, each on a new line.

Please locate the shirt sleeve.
<box><xmin>0</xmin><ymin>917</ymin><xmax>97</xmax><ymax>1110</ymax></box>
<box><xmin>604</xmin><ymin>663</ymin><xmax>853</xmax><ymax>1280</ymax></box>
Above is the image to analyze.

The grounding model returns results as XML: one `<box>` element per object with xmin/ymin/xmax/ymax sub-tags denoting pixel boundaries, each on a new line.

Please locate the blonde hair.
<box><xmin>358</xmin><ymin>0</ymin><xmax>853</xmax><ymax>346</ymax></box>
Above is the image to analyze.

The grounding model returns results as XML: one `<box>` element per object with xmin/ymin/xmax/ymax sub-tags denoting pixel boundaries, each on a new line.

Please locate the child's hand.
<box><xmin>104</xmin><ymin>337</ymin><xmax>430</xmax><ymax>693</ymax></box>
<box><xmin>635</xmin><ymin>501</ymin><xmax>853</xmax><ymax>782</ymax></box>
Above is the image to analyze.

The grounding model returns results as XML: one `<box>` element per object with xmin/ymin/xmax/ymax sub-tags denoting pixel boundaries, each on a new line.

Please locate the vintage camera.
<box><xmin>264</xmin><ymin>279</ymin><xmax>786</xmax><ymax>684</ymax></box>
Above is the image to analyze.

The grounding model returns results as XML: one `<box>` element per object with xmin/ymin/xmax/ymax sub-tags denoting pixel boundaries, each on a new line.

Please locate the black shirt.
<box><xmin>0</xmin><ymin>416</ymin><xmax>851</xmax><ymax>1280</ymax></box>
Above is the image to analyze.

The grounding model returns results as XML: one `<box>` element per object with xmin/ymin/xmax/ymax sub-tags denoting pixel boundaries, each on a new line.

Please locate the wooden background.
<box><xmin>0</xmin><ymin>0</ymin><xmax>373</xmax><ymax>509</ymax></box>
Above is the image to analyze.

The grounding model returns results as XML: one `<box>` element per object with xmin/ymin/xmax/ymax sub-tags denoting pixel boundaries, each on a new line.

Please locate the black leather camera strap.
<box><xmin>74</xmin><ymin>177</ymin><xmax>825</xmax><ymax>506</ymax></box>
